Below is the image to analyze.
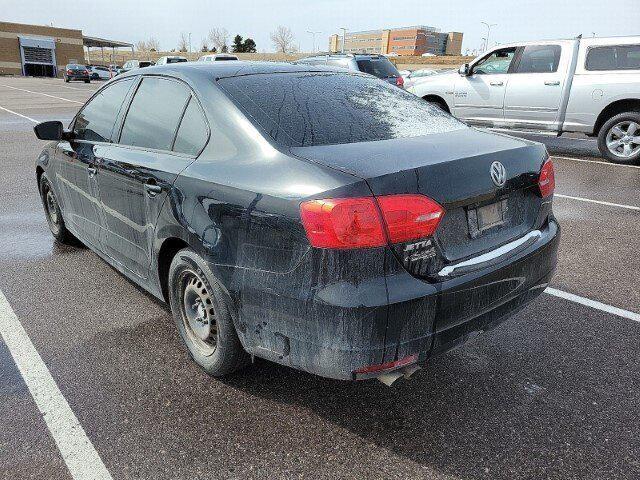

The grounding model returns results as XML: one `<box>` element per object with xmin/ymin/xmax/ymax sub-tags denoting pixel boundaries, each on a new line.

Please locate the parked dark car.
<box><xmin>296</xmin><ymin>53</ymin><xmax>405</xmax><ymax>87</ymax></box>
<box><xmin>63</xmin><ymin>64</ymin><xmax>90</xmax><ymax>83</ymax></box>
<box><xmin>33</xmin><ymin>62</ymin><xmax>559</xmax><ymax>382</ymax></box>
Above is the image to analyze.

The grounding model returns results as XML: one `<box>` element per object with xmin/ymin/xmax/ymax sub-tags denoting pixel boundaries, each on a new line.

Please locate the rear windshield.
<box><xmin>218</xmin><ymin>72</ymin><xmax>464</xmax><ymax>147</ymax></box>
<box><xmin>68</xmin><ymin>65</ymin><xmax>84</xmax><ymax>70</ymax></box>
<box><xmin>166</xmin><ymin>58</ymin><xmax>188</xmax><ymax>63</ymax></box>
<box><xmin>356</xmin><ymin>58</ymin><xmax>400</xmax><ymax>78</ymax></box>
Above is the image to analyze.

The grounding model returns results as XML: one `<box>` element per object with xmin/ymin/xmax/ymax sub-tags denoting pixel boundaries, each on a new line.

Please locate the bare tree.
<box><xmin>178</xmin><ymin>32</ymin><xmax>189</xmax><ymax>52</ymax></box>
<box><xmin>208</xmin><ymin>28</ymin><xmax>229</xmax><ymax>53</ymax></box>
<box><xmin>135</xmin><ymin>40</ymin><xmax>148</xmax><ymax>52</ymax></box>
<box><xmin>200</xmin><ymin>38</ymin><xmax>209</xmax><ymax>52</ymax></box>
<box><xmin>270</xmin><ymin>26</ymin><xmax>295</xmax><ymax>53</ymax></box>
<box><xmin>147</xmin><ymin>37</ymin><xmax>160</xmax><ymax>52</ymax></box>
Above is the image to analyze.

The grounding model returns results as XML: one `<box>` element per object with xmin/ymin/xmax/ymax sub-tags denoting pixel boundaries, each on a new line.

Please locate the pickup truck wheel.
<box><xmin>168</xmin><ymin>248</ymin><xmax>250</xmax><ymax>377</ymax></box>
<box><xmin>598</xmin><ymin>112</ymin><xmax>640</xmax><ymax>164</ymax></box>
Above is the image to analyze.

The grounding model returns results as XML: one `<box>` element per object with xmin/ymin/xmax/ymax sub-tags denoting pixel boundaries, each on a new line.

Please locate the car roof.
<box><xmin>117</xmin><ymin>61</ymin><xmax>351</xmax><ymax>81</ymax></box>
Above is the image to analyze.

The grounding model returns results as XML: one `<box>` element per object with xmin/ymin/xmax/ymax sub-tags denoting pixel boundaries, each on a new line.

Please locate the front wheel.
<box><xmin>39</xmin><ymin>173</ymin><xmax>74</xmax><ymax>244</ymax></box>
<box><xmin>168</xmin><ymin>248</ymin><xmax>250</xmax><ymax>377</ymax></box>
<box><xmin>598</xmin><ymin>112</ymin><xmax>640</xmax><ymax>164</ymax></box>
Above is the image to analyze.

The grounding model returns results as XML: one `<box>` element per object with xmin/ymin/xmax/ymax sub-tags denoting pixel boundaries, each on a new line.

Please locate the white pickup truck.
<box><xmin>408</xmin><ymin>36</ymin><xmax>640</xmax><ymax>164</ymax></box>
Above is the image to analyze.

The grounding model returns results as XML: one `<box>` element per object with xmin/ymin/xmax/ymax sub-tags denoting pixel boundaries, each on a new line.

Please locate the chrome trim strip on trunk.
<box><xmin>438</xmin><ymin>230</ymin><xmax>543</xmax><ymax>277</ymax></box>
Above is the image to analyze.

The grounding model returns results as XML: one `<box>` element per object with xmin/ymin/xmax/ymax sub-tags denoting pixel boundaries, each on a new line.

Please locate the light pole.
<box><xmin>340</xmin><ymin>27</ymin><xmax>347</xmax><ymax>53</ymax></box>
<box><xmin>480</xmin><ymin>22</ymin><xmax>497</xmax><ymax>52</ymax></box>
<box><xmin>188</xmin><ymin>32</ymin><xmax>192</xmax><ymax>57</ymax></box>
<box><xmin>306</xmin><ymin>30</ymin><xmax>321</xmax><ymax>53</ymax></box>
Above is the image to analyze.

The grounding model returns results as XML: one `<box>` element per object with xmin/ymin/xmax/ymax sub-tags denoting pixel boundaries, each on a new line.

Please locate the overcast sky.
<box><xmin>4</xmin><ymin>0</ymin><xmax>639</xmax><ymax>54</ymax></box>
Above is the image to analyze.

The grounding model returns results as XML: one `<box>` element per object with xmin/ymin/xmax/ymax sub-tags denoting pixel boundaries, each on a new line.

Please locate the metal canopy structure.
<box><xmin>83</xmin><ymin>35</ymin><xmax>132</xmax><ymax>49</ymax></box>
<box><xmin>83</xmin><ymin>35</ymin><xmax>134</xmax><ymax>66</ymax></box>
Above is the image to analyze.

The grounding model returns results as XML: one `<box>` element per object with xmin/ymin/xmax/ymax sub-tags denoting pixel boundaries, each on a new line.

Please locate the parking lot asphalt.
<box><xmin>1</xmin><ymin>76</ymin><xmax>639</xmax><ymax>480</ymax></box>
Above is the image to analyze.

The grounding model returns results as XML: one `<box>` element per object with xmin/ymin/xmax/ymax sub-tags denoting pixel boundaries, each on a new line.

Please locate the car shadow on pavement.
<box><xmin>218</xmin><ymin>296</ymin><xmax>640</xmax><ymax>479</ymax></box>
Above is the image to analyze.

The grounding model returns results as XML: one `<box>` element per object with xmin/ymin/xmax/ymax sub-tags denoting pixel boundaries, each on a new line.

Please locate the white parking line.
<box><xmin>545</xmin><ymin>287</ymin><xmax>640</xmax><ymax>323</ymax></box>
<box><xmin>0</xmin><ymin>290</ymin><xmax>113</xmax><ymax>480</ymax></box>
<box><xmin>0</xmin><ymin>84</ymin><xmax>84</xmax><ymax>104</ymax></box>
<box><xmin>555</xmin><ymin>194</ymin><xmax>640</xmax><ymax>211</ymax></box>
<box><xmin>0</xmin><ymin>105</ymin><xmax>38</xmax><ymax>123</ymax></box>
<box><xmin>552</xmin><ymin>155</ymin><xmax>640</xmax><ymax>170</ymax></box>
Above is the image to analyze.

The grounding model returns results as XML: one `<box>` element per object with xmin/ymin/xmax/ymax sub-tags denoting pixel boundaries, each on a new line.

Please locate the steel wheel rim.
<box><xmin>180</xmin><ymin>270</ymin><xmax>217</xmax><ymax>356</ymax></box>
<box><xmin>606</xmin><ymin>121</ymin><xmax>640</xmax><ymax>159</ymax></box>
<box><xmin>43</xmin><ymin>185</ymin><xmax>60</xmax><ymax>233</ymax></box>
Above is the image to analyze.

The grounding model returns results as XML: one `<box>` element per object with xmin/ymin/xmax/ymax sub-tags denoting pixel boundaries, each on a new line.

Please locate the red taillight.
<box><xmin>300</xmin><ymin>194</ymin><xmax>444</xmax><ymax>249</ymax></box>
<box><xmin>355</xmin><ymin>354</ymin><xmax>418</xmax><ymax>374</ymax></box>
<box><xmin>299</xmin><ymin>197</ymin><xmax>386</xmax><ymax>249</ymax></box>
<box><xmin>396</xmin><ymin>76</ymin><xmax>404</xmax><ymax>87</ymax></box>
<box><xmin>538</xmin><ymin>159</ymin><xmax>555</xmax><ymax>198</ymax></box>
<box><xmin>67</xmin><ymin>69</ymin><xmax>73</xmax><ymax>74</ymax></box>
<box><xmin>377</xmin><ymin>194</ymin><xmax>444</xmax><ymax>243</ymax></box>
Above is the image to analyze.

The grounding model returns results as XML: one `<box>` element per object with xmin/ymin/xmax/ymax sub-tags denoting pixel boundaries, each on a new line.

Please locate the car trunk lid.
<box><xmin>290</xmin><ymin>128</ymin><xmax>549</xmax><ymax>280</ymax></box>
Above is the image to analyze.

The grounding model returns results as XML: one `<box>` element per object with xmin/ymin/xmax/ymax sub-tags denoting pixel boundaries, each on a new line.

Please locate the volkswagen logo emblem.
<box><xmin>490</xmin><ymin>161</ymin><xmax>507</xmax><ymax>187</ymax></box>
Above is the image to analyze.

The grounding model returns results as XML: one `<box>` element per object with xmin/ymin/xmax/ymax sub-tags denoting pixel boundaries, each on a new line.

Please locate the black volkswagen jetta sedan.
<box><xmin>33</xmin><ymin>62</ymin><xmax>559</xmax><ymax>382</ymax></box>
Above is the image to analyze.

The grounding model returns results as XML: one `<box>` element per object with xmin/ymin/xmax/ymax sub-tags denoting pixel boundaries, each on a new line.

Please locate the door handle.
<box><xmin>489</xmin><ymin>81</ymin><xmax>504</xmax><ymax>86</ymax></box>
<box><xmin>144</xmin><ymin>182</ymin><xmax>162</xmax><ymax>197</ymax></box>
<box><xmin>544</xmin><ymin>81</ymin><xmax>560</xmax><ymax>86</ymax></box>
<box><xmin>87</xmin><ymin>165</ymin><xmax>97</xmax><ymax>177</ymax></box>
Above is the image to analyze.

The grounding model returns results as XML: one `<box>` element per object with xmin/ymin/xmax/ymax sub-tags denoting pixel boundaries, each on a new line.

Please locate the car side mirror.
<box><xmin>34</xmin><ymin>121</ymin><xmax>66</xmax><ymax>141</ymax></box>
<box><xmin>458</xmin><ymin>63</ymin><xmax>470</xmax><ymax>76</ymax></box>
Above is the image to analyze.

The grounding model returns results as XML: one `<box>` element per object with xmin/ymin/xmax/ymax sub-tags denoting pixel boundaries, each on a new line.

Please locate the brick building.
<box><xmin>329</xmin><ymin>25</ymin><xmax>463</xmax><ymax>56</ymax></box>
<box><xmin>0</xmin><ymin>21</ymin><xmax>132</xmax><ymax>78</ymax></box>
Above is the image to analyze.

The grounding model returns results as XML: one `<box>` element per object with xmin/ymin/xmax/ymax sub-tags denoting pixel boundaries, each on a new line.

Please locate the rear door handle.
<box><xmin>544</xmin><ymin>81</ymin><xmax>560</xmax><ymax>86</ymax></box>
<box><xmin>489</xmin><ymin>81</ymin><xmax>504</xmax><ymax>86</ymax></box>
<box><xmin>87</xmin><ymin>165</ymin><xmax>97</xmax><ymax>177</ymax></box>
<box><xmin>144</xmin><ymin>182</ymin><xmax>162</xmax><ymax>197</ymax></box>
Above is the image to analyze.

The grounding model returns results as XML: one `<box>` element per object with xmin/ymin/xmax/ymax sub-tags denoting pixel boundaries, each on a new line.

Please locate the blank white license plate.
<box><xmin>476</xmin><ymin>201</ymin><xmax>505</xmax><ymax>232</ymax></box>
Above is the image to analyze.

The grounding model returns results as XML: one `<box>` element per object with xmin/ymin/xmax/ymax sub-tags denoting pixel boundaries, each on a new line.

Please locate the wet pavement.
<box><xmin>0</xmin><ymin>76</ymin><xmax>639</xmax><ymax>480</ymax></box>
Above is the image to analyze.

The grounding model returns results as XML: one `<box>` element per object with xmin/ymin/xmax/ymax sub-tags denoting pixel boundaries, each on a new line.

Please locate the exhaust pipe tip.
<box><xmin>377</xmin><ymin>364</ymin><xmax>422</xmax><ymax>386</ymax></box>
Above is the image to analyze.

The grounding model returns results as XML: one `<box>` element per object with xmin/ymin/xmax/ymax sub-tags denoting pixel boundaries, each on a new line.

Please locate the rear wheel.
<box><xmin>84</xmin><ymin>79</ymin><xmax>90</xmax><ymax>83</ymax></box>
<box><xmin>39</xmin><ymin>173</ymin><xmax>73</xmax><ymax>244</ymax></box>
<box><xmin>168</xmin><ymin>248</ymin><xmax>249</xmax><ymax>377</ymax></box>
<box><xmin>598</xmin><ymin>112</ymin><xmax>640</xmax><ymax>164</ymax></box>
<box><xmin>64</xmin><ymin>76</ymin><xmax>69</xmax><ymax>83</ymax></box>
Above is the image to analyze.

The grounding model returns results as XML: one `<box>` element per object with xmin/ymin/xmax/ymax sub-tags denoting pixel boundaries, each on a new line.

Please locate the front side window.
<box><xmin>516</xmin><ymin>45</ymin><xmax>562</xmax><ymax>73</ymax></box>
<box><xmin>119</xmin><ymin>77</ymin><xmax>191</xmax><ymax>150</ymax></box>
<box><xmin>472</xmin><ymin>48</ymin><xmax>516</xmax><ymax>75</ymax></box>
<box><xmin>73</xmin><ymin>78</ymin><xmax>135</xmax><ymax>142</ymax></box>
<box><xmin>219</xmin><ymin>72</ymin><xmax>465</xmax><ymax>147</ymax></box>
<box><xmin>586</xmin><ymin>44</ymin><xmax>640</xmax><ymax>71</ymax></box>
<box><xmin>173</xmin><ymin>97</ymin><xmax>209</xmax><ymax>156</ymax></box>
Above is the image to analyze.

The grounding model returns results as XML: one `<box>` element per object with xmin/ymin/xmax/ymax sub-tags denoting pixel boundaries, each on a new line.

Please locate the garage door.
<box><xmin>19</xmin><ymin>36</ymin><xmax>57</xmax><ymax>77</ymax></box>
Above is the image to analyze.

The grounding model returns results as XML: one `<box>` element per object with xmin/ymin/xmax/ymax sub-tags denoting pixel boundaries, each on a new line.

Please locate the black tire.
<box><xmin>84</xmin><ymin>80</ymin><xmax>90</xmax><ymax>83</ymax></box>
<box><xmin>597</xmin><ymin>111</ymin><xmax>640</xmax><ymax>165</ymax></box>
<box><xmin>39</xmin><ymin>173</ymin><xmax>74</xmax><ymax>244</ymax></box>
<box><xmin>168</xmin><ymin>248</ymin><xmax>250</xmax><ymax>377</ymax></box>
<box><xmin>64</xmin><ymin>76</ymin><xmax>69</xmax><ymax>83</ymax></box>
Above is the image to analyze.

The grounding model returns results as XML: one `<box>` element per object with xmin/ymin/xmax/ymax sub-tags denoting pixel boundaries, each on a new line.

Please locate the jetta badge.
<box><xmin>490</xmin><ymin>161</ymin><xmax>507</xmax><ymax>187</ymax></box>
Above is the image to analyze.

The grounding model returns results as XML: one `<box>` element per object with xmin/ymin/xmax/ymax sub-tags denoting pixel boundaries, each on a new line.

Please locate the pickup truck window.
<box><xmin>586</xmin><ymin>45</ymin><xmax>640</xmax><ymax>71</ymax></box>
<box><xmin>472</xmin><ymin>48</ymin><xmax>516</xmax><ymax>75</ymax></box>
<box><xmin>516</xmin><ymin>45</ymin><xmax>562</xmax><ymax>73</ymax></box>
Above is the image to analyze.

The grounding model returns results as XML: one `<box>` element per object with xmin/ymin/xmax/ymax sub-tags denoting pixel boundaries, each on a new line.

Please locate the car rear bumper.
<box><xmin>237</xmin><ymin>219</ymin><xmax>559</xmax><ymax>380</ymax></box>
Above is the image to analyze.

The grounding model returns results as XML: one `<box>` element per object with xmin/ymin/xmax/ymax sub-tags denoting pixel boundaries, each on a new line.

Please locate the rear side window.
<box><xmin>516</xmin><ymin>45</ymin><xmax>562</xmax><ymax>73</ymax></box>
<box><xmin>356</xmin><ymin>58</ymin><xmax>400</xmax><ymax>78</ymax></box>
<box><xmin>173</xmin><ymin>97</ymin><xmax>209</xmax><ymax>155</ymax></box>
<box><xmin>586</xmin><ymin>45</ymin><xmax>640</xmax><ymax>71</ymax></box>
<box><xmin>119</xmin><ymin>77</ymin><xmax>191</xmax><ymax>150</ymax></box>
<box><xmin>218</xmin><ymin>72</ymin><xmax>464</xmax><ymax>147</ymax></box>
<box><xmin>73</xmin><ymin>78</ymin><xmax>134</xmax><ymax>142</ymax></box>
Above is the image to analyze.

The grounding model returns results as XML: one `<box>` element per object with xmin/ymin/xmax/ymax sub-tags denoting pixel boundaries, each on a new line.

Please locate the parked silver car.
<box><xmin>408</xmin><ymin>36</ymin><xmax>640</xmax><ymax>164</ymax></box>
